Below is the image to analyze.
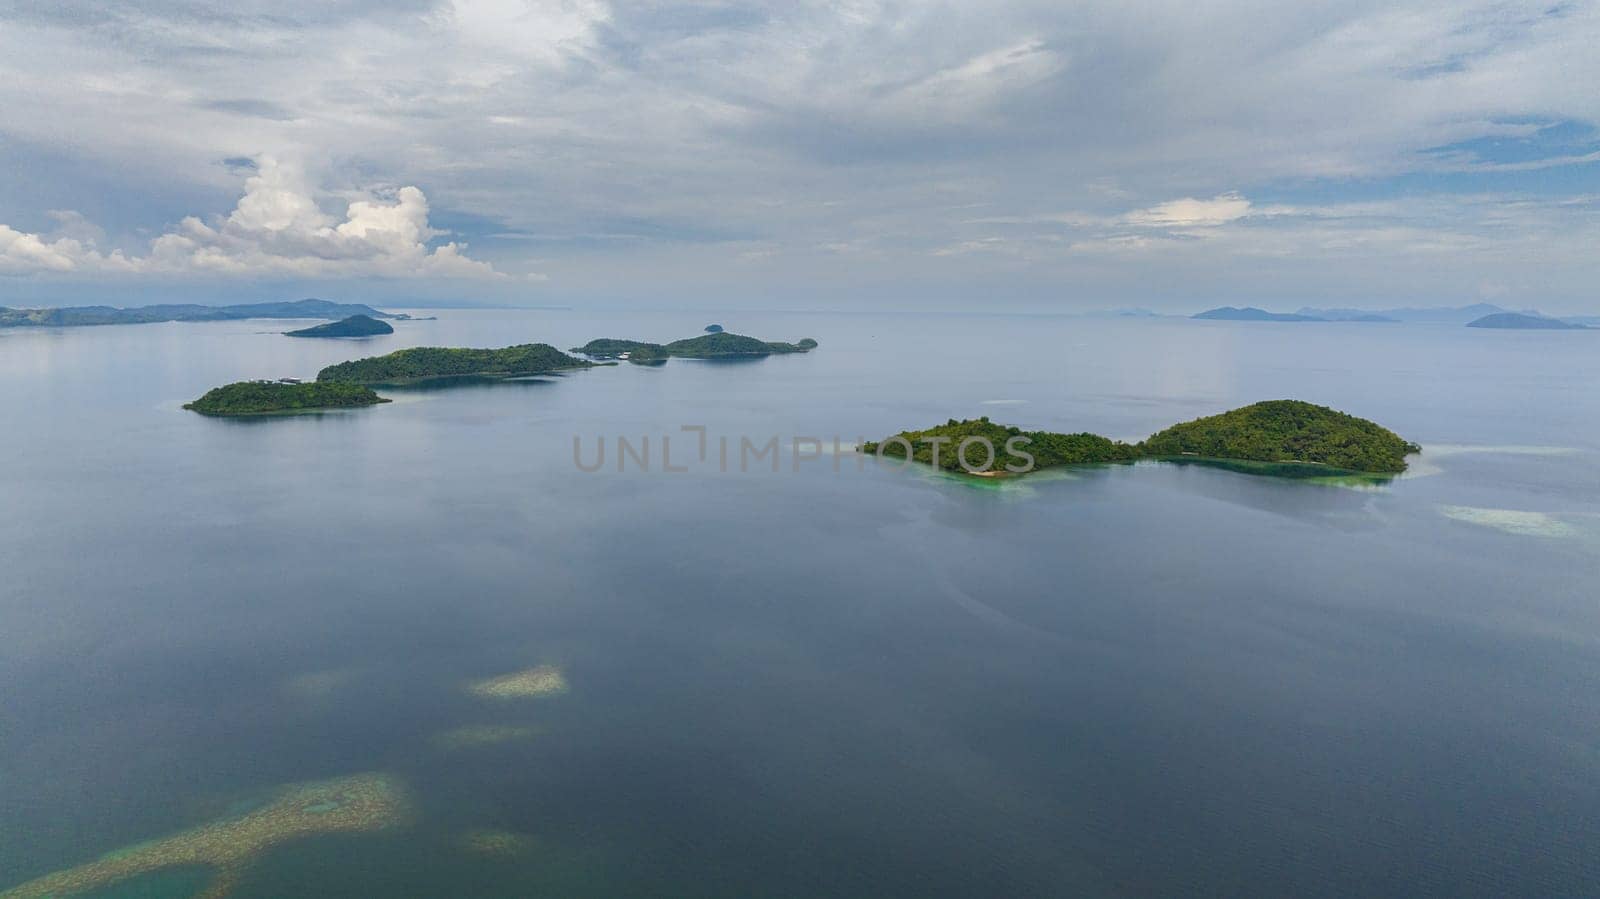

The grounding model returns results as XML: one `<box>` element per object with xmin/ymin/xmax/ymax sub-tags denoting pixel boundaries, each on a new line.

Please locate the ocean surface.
<box><xmin>2</xmin><ymin>310</ymin><xmax>1598</xmax><ymax>897</ymax></box>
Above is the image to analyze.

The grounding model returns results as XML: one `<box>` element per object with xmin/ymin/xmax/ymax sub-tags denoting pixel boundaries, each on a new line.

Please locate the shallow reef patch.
<box><xmin>467</xmin><ymin>665</ymin><xmax>569</xmax><ymax>700</ymax></box>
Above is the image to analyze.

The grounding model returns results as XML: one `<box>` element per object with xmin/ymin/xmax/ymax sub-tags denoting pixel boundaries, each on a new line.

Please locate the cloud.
<box><xmin>0</xmin><ymin>158</ymin><xmax>501</xmax><ymax>279</ymax></box>
<box><xmin>0</xmin><ymin>225</ymin><xmax>95</xmax><ymax>274</ymax></box>
<box><xmin>1124</xmin><ymin>194</ymin><xmax>1253</xmax><ymax>228</ymax></box>
<box><xmin>1</xmin><ymin>1</ymin><xmax>1599</xmax><ymax>307</ymax></box>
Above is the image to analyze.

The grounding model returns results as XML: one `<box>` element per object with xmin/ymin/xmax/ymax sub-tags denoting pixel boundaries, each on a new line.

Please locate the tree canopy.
<box><xmin>865</xmin><ymin>401</ymin><xmax>1419</xmax><ymax>476</ymax></box>
<box><xmin>1138</xmin><ymin>400</ymin><xmax>1420</xmax><ymax>473</ymax></box>
<box><xmin>185</xmin><ymin>381</ymin><xmax>389</xmax><ymax>416</ymax></box>
<box><xmin>317</xmin><ymin>344</ymin><xmax>590</xmax><ymax>384</ymax></box>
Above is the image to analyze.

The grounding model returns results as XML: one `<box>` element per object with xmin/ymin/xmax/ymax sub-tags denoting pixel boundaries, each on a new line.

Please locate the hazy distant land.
<box><xmin>0</xmin><ymin>298</ymin><xmax>411</xmax><ymax>328</ymax></box>
<box><xmin>1193</xmin><ymin>306</ymin><xmax>1391</xmax><ymax>323</ymax></box>
<box><xmin>285</xmin><ymin>314</ymin><xmax>395</xmax><ymax>338</ymax></box>
<box><xmin>1465</xmin><ymin>312</ymin><xmax>1591</xmax><ymax>330</ymax></box>
<box><xmin>1194</xmin><ymin>303</ymin><xmax>1598</xmax><ymax>327</ymax></box>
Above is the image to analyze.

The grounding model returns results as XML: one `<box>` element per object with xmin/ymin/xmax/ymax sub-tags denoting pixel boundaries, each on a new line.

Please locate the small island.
<box><xmin>1465</xmin><ymin>312</ymin><xmax>1590</xmax><ymax>330</ymax></box>
<box><xmin>862</xmin><ymin>418</ymin><xmax>1140</xmax><ymax>475</ymax></box>
<box><xmin>316</xmin><ymin>344</ymin><xmax>592</xmax><ymax>384</ymax></box>
<box><xmin>572</xmin><ymin>332</ymin><xmax>818</xmax><ymax>363</ymax></box>
<box><xmin>863</xmin><ymin>400</ymin><xmax>1420</xmax><ymax>478</ymax></box>
<box><xmin>185</xmin><ymin>380</ymin><xmax>390</xmax><ymax>416</ymax></box>
<box><xmin>285</xmin><ymin>314</ymin><xmax>395</xmax><ymax>338</ymax></box>
<box><xmin>1140</xmin><ymin>400</ymin><xmax>1419</xmax><ymax>473</ymax></box>
<box><xmin>704</xmin><ymin>324</ymin><xmax>724</xmax><ymax>333</ymax></box>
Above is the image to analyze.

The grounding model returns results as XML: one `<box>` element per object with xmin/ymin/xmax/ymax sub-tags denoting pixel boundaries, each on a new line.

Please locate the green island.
<box><xmin>184</xmin><ymin>381</ymin><xmax>390</xmax><ymax>416</ymax></box>
<box><xmin>863</xmin><ymin>400</ymin><xmax>1420</xmax><ymax>478</ymax></box>
<box><xmin>285</xmin><ymin>314</ymin><xmax>395</xmax><ymax>338</ymax></box>
<box><xmin>315</xmin><ymin>343</ymin><xmax>592</xmax><ymax>384</ymax></box>
<box><xmin>861</xmin><ymin>418</ymin><xmax>1141</xmax><ymax>475</ymax></box>
<box><xmin>572</xmin><ymin>332</ymin><xmax>818</xmax><ymax>364</ymax></box>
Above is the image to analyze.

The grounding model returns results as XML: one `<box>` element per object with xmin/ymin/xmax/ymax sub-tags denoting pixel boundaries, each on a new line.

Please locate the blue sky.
<box><xmin>1</xmin><ymin>0</ymin><xmax>1598</xmax><ymax>312</ymax></box>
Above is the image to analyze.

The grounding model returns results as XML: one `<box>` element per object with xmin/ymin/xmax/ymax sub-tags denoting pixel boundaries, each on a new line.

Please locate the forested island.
<box><xmin>572</xmin><ymin>332</ymin><xmax>818</xmax><ymax>363</ymax></box>
<box><xmin>864</xmin><ymin>401</ymin><xmax>1419</xmax><ymax>477</ymax></box>
<box><xmin>316</xmin><ymin>344</ymin><xmax>592</xmax><ymax>384</ymax></box>
<box><xmin>285</xmin><ymin>315</ymin><xmax>395</xmax><ymax>338</ymax></box>
<box><xmin>861</xmin><ymin>419</ymin><xmax>1140</xmax><ymax>474</ymax></box>
<box><xmin>1</xmin><ymin>299</ymin><xmax>405</xmax><ymax>328</ymax></box>
<box><xmin>1141</xmin><ymin>401</ymin><xmax>1419</xmax><ymax>472</ymax></box>
<box><xmin>184</xmin><ymin>381</ymin><xmax>389</xmax><ymax>416</ymax></box>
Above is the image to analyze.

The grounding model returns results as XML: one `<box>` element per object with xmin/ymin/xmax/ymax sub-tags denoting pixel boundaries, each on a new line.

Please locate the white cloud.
<box><xmin>0</xmin><ymin>158</ymin><xmax>501</xmax><ymax>279</ymax></box>
<box><xmin>442</xmin><ymin>0</ymin><xmax>611</xmax><ymax>63</ymax></box>
<box><xmin>0</xmin><ymin>225</ymin><xmax>91</xmax><ymax>274</ymax></box>
<box><xmin>1</xmin><ymin>1</ymin><xmax>1599</xmax><ymax>307</ymax></box>
<box><xmin>1124</xmin><ymin>193</ymin><xmax>1253</xmax><ymax>228</ymax></box>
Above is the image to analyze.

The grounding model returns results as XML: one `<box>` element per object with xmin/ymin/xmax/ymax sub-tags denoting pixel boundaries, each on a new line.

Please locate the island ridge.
<box><xmin>865</xmin><ymin>401</ymin><xmax>1420</xmax><ymax>477</ymax></box>
<box><xmin>285</xmin><ymin>314</ymin><xmax>395</xmax><ymax>338</ymax></box>
<box><xmin>184</xmin><ymin>381</ymin><xmax>390</xmax><ymax>416</ymax></box>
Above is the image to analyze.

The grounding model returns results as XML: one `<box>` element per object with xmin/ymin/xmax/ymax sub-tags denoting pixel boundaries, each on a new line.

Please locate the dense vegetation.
<box><xmin>1138</xmin><ymin>400</ymin><xmax>1420</xmax><ymax>473</ymax></box>
<box><xmin>0</xmin><ymin>299</ymin><xmax>397</xmax><ymax>328</ymax></box>
<box><xmin>572</xmin><ymin>332</ymin><xmax>818</xmax><ymax>362</ymax></box>
<box><xmin>861</xmin><ymin>417</ymin><xmax>1140</xmax><ymax>474</ymax></box>
<box><xmin>184</xmin><ymin>381</ymin><xmax>389</xmax><ymax>416</ymax></box>
<box><xmin>285</xmin><ymin>315</ymin><xmax>394</xmax><ymax>337</ymax></box>
<box><xmin>865</xmin><ymin>401</ymin><xmax>1419</xmax><ymax>477</ymax></box>
<box><xmin>316</xmin><ymin>344</ymin><xmax>591</xmax><ymax>384</ymax></box>
<box><xmin>664</xmin><ymin>332</ymin><xmax>818</xmax><ymax>355</ymax></box>
<box><xmin>570</xmin><ymin>339</ymin><xmax>661</xmax><ymax>359</ymax></box>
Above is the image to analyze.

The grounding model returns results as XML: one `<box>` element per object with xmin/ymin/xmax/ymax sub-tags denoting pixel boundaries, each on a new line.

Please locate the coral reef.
<box><xmin>467</xmin><ymin>666</ymin><xmax>569</xmax><ymax>699</ymax></box>
<box><xmin>1</xmin><ymin>773</ymin><xmax>409</xmax><ymax>899</ymax></box>
<box><xmin>459</xmin><ymin>829</ymin><xmax>538</xmax><ymax>859</ymax></box>
<box><xmin>432</xmin><ymin>724</ymin><xmax>540</xmax><ymax>750</ymax></box>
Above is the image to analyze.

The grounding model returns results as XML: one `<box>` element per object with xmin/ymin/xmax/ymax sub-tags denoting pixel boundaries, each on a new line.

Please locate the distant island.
<box><xmin>1193</xmin><ymin>307</ymin><xmax>1328</xmax><ymax>322</ymax></box>
<box><xmin>864</xmin><ymin>400</ymin><xmax>1419</xmax><ymax>477</ymax></box>
<box><xmin>1193</xmin><ymin>303</ymin><xmax>1600</xmax><ymax>326</ymax></box>
<box><xmin>0</xmin><ymin>298</ymin><xmax>409</xmax><ymax>329</ymax></box>
<box><xmin>1192</xmin><ymin>306</ymin><xmax>1396</xmax><ymax>323</ymax></box>
<box><xmin>187</xmin><ymin>328</ymin><xmax>824</xmax><ymax>420</ymax></box>
<box><xmin>285</xmin><ymin>315</ymin><xmax>395</xmax><ymax>338</ymax></box>
<box><xmin>1298</xmin><ymin>302</ymin><xmax>1511</xmax><ymax>324</ymax></box>
<box><xmin>1466</xmin><ymin>312</ymin><xmax>1591</xmax><ymax>330</ymax></box>
<box><xmin>316</xmin><ymin>344</ymin><xmax>592</xmax><ymax>384</ymax></box>
<box><xmin>184</xmin><ymin>381</ymin><xmax>389</xmax><ymax>416</ymax></box>
<box><xmin>572</xmin><ymin>332</ymin><xmax>818</xmax><ymax>364</ymax></box>
<box><xmin>705</xmin><ymin>324</ymin><xmax>724</xmax><ymax>332</ymax></box>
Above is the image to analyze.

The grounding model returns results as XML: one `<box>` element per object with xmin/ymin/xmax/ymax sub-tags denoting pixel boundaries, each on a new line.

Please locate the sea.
<box><xmin>2</xmin><ymin>309</ymin><xmax>1598</xmax><ymax>896</ymax></box>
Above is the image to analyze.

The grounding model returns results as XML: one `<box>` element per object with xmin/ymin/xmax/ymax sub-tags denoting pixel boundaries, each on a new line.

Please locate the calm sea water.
<box><xmin>2</xmin><ymin>310</ymin><xmax>1599</xmax><ymax>897</ymax></box>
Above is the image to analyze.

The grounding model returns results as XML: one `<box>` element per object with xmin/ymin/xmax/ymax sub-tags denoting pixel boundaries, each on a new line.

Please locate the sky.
<box><xmin>1</xmin><ymin>0</ymin><xmax>1598</xmax><ymax>312</ymax></box>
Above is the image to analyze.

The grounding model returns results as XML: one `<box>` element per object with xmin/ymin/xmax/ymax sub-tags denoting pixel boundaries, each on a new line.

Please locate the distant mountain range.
<box><xmin>0</xmin><ymin>298</ymin><xmax>406</xmax><ymax>329</ymax></box>
<box><xmin>1295</xmin><ymin>303</ymin><xmax>1519</xmax><ymax>324</ymax></box>
<box><xmin>1193</xmin><ymin>306</ymin><xmax>1394</xmax><ymax>323</ymax></box>
<box><xmin>1194</xmin><ymin>303</ymin><xmax>1599</xmax><ymax>327</ymax></box>
<box><xmin>1466</xmin><ymin>313</ymin><xmax>1591</xmax><ymax>330</ymax></box>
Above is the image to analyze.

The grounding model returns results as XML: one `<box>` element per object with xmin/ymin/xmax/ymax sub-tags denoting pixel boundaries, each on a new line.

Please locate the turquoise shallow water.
<box><xmin>2</xmin><ymin>310</ymin><xmax>1599</xmax><ymax>896</ymax></box>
